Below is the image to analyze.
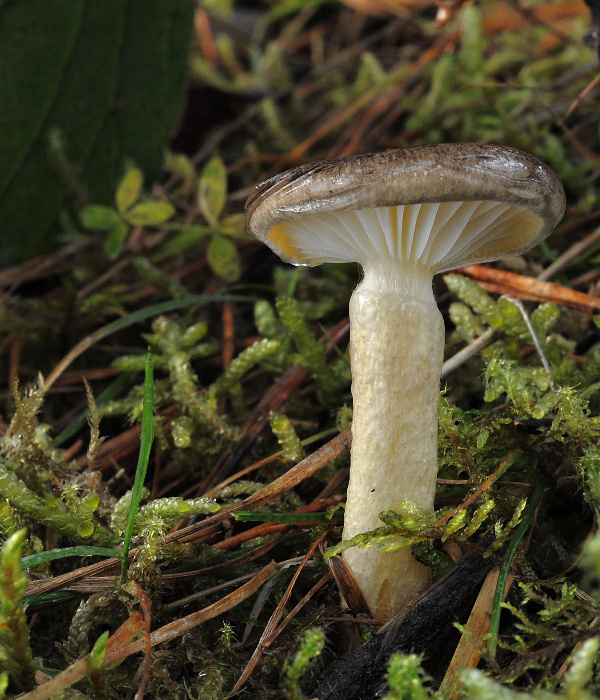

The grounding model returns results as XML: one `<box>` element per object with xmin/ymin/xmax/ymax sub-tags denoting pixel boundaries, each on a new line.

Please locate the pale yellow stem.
<box><xmin>342</xmin><ymin>260</ymin><xmax>444</xmax><ymax>620</ymax></box>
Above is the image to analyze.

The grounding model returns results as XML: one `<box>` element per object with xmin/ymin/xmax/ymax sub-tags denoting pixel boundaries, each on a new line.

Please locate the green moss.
<box><xmin>0</xmin><ymin>531</ymin><xmax>38</xmax><ymax>692</ymax></box>
<box><xmin>281</xmin><ymin>628</ymin><xmax>325</xmax><ymax>700</ymax></box>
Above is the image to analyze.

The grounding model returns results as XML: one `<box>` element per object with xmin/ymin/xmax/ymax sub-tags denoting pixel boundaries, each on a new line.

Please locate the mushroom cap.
<box><xmin>245</xmin><ymin>143</ymin><xmax>566</xmax><ymax>273</ymax></box>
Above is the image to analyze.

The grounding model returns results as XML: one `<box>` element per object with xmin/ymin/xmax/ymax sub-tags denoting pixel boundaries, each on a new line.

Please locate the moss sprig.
<box><xmin>107</xmin><ymin>315</ymin><xmax>236</xmax><ymax>453</ymax></box>
<box><xmin>459</xmin><ymin>636</ymin><xmax>600</xmax><ymax>699</ymax></box>
<box><xmin>131</xmin><ymin>495</ymin><xmax>219</xmax><ymax>535</ymax></box>
<box><xmin>206</xmin><ymin>337</ymin><xmax>282</xmax><ymax>407</ymax></box>
<box><xmin>276</xmin><ymin>296</ymin><xmax>346</xmax><ymax>404</ymax></box>
<box><xmin>62</xmin><ymin>590</ymin><xmax>119</xmax><ymax>662</ymax></box>
<box><xmin>281</xmin><ymin>627</ymin><xmax>325</xmax><ymax>700</ymax></box>
<box><xmin>383</xmin><ymin>653</ymin><xmax>432</xmax><ymax>700</ymax></box>
<box><xmin>113</xmin><ymin>490</ymin><xmax>219</xmax><ymax>574</ymax></box>
<box><xmin>324</xmin><ymin>492</ymin><xmax>528</xmax><ymax>562</ymax></box>
<box><xmin>0</xmin><ymin>530</ymin><xmax>38</xmax><ymax>692</ymax></box>
<box><xmin>0</xmin><ymin>460</ymin><xmax>115</xmax><ymax>546</ymax></box>
<box><xmin>269</xmin><ymin>410</ymin><xmax>306</xmax><ymax>464</ymax></box>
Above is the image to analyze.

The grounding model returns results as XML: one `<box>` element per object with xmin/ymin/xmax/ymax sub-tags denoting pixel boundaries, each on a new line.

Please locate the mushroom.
<box><xmin>245</xmin><ymin>144</ymin><xmax>565</xmax><ymax>620</ymax></box>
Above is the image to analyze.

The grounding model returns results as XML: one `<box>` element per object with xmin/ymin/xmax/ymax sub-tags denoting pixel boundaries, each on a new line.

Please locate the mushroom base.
<box><xmin>343</xmin><ymin>267</ymin><xmax>444</xmax><ymax>620</ymax></box>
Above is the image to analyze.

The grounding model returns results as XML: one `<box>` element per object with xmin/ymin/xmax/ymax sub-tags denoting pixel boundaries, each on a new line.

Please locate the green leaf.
<box><xmin>0</xmin><ymin>0</ymin><xmax>194</xmax><ymax>262</ymax></box>
<box><xmin>76</xmin><ymin>521</ymin><xmax>95</xmax><ymax>537</ymax></box>
<box><xmin>104</xmin><ymin>220</ymin><xmax>129</xmax><ymax>260</ymax></box>
<box><xmin>116</xmin><ymin>167</ymin><xmax>143</xmax><ymax>212</ymax></box>
<box><xmin>79</xmin><ymin>205</ymin><xmax>121</xmax><ymax>230</ymax></box>
<box><xmin>125</xmin><ymin>201</ymin><xmax>175</xmax><ymax>226</ymax></box>
<box><xmin>207</xmin><ymin>235</ymin><xmax>241</xmax><ymax>282</ymax></box>
<box><xmin>198</xmin><ymin>154</ymin><xmax>227</xmax><ymax>226</ymax></box>
<box><xmin>476</xmin><ymin>428</ymin><xmax>489</xmax><ymax>449</ymax></box>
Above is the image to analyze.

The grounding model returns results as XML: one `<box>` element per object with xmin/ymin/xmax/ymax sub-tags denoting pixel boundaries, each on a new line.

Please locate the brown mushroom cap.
<box><xmin>246</xmin><ymin>143</ymin><xmax>566</xmax><ymax>273</ymax></box>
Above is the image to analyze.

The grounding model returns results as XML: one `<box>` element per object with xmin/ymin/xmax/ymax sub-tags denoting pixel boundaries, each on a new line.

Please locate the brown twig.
<box><xmin>110</xmin><ymin>561</ymin><xmax>278</xmax><ymax>664</ymax></box>
<box><xmin>455</xmin><ymin>265</ymin><xmax>600</xmax><ymax>313</ymax></box>
<box><xmin>126</xmin><ymin>582</ymin><xmax>153</xmax><ymax>700</ymax></box>
<box><xmin>222</xmin><ymin>300</ymin><xmax>235</xmax><ymax>368</ymax></box>
<box><xmin>18</xmin><ymin>614</ymin><xmax>145</xmax><ymax>700</ymax></box>
<box><xmin>233</xmin><ymin>530</ymin><xmax>333</xmax><ymax>691</ymax></box>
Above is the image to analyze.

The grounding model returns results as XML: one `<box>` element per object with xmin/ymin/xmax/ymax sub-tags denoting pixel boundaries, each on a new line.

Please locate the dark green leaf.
<box><xmin>0</xmin><ymin>0</ymin><xmax>193</xmax><ymax>262</ymax></box>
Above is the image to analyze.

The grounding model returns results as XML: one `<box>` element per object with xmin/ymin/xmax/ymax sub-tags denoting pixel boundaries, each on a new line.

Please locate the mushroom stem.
<box><xmin>342</xmin><ymin>259</ymin><xmax>444</xmax><ymax>620</ymax></box>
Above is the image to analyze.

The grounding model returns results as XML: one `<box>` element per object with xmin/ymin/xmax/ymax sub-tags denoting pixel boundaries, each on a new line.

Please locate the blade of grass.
<box><xmin>488</xmin><ymin>481</ymin><xmax>545</xmax><ymax>659</ymax></box>
<box><xmin>234</xmin><ymin>511</ymin><xmax>342</xmax><ymax>523</ymax></box>
<box><xmin>22</xmin><ymin>546</ymin><xmax>123</xmax><ymax>569</ymax></box>
<box><xmin>24</xmin><ymin>592</ymin><xmax>78</xmax><ymax>605</ymax></box>
<box><xmin>43</xmin><ymin>294</ymin><xmax>252</xmax><ymax>394</ymax></box>
<box><xmin>120</xmin><ymin>349</ymin><xmax>154</xmax><ymax>583</ymax></box>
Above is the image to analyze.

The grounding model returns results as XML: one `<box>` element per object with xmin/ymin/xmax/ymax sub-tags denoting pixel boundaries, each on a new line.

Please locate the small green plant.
<box><xmin>88</xmin><ymin>630</ymin><xmax>110</xmax><ymax>698</ymax></box>
<box><xmin>155</xmin><ymin>153</ymin><xmax>245</xmax><ymax>281</ymax></box>
<box><xmin>198</xmin><ymin>154</ymin><xmax>242</xmax><ymax>282</ymax></box>
<box><xmin>0</xmin><ymin>380</ymin><xmax>117</xmax><ymax>547</ymax></box>
<box><xmin>0</xmin><ymin>530</ymin><xmax>38</xmax><ymax>693</ymax></box>
<box><xmin>383</xmin><ymin>653</ymin><xmax>432</xmax><ymax>700</ymax></box>
<box><xmin>281</xmin><ymin>627</ymin><xmax>325</xmax><ymax>700</ymax></box>
<box><xmin>276</xmin><ymin>295</ymin><xmax>348</xmax><ymax>404</ymax></box>
<box><xmin>459</xmin><ymin>637</ymin><xmax>600</xmax><ymax>699</ymax></box>
<box><xmin>79</xmin><ymin>167</ymin><xmax>175</xmax><ymax>259</ymax></box>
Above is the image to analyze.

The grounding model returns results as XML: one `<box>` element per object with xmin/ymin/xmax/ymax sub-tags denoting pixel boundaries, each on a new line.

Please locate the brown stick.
<box><xmin>455</xmin><ymin>265</ymin><xmax>600</xmax><ymax>313</ymax></box>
